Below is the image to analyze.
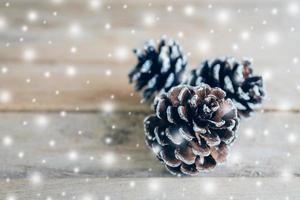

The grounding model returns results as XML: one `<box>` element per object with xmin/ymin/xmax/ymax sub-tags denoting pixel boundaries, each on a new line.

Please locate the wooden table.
<box><xmin>0</xmin><ymin>0</ymin><xmax>299</xmax><ymax>199</ymax></box>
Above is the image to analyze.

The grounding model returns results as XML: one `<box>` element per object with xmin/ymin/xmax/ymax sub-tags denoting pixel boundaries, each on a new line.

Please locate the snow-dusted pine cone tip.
<box><xmin>128</xmin><ymin>36</ymin><xmax>187</xmax><ymax>102</ymax></box>
<box><xmin>186</xmin><ymin>57</ymin><xmax>265</xmax><ymax>117</ymax></box>
<box><xmin>144</xmin><ymin>84</ymin><xmax>239</xmax><ymax>176</ymax></box>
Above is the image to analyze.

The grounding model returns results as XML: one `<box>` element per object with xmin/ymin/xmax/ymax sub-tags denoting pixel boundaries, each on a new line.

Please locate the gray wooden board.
<box><xmin>1</xmin><ymin>177</ymin><xmax>299</xmax><ymax>200</ymax></box>
<box><xmin>0</xmin><ymin>111</ymin><xmax>299</xmax><ymax>194</ymax></box>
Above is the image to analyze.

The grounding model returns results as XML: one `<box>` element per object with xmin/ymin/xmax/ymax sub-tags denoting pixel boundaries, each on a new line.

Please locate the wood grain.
<box><xmin>1</xmin><ymin>177</ymin><xmax>299</xmax><ymax>200</ymax></box>
<box><xmin>0</xmin><ymin>110</ymin><xmax>299</xmax><ymax>198</ymax></box>
<box><xmin>0</xmin><ymin>111</ymin><xmax>299</xmax><ymax>179</ymax></box>
<box><xmin>0</xmin><ymin>0</ymin><xmax>299</xmax><ymax>110</ymax></box>
<box><xmin>0</xmin><ymin>0</ymin><xmax>299</xmax><ymax>199</ymax></box>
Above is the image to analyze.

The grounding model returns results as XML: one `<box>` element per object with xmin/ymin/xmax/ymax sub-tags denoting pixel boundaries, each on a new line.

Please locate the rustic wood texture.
<box><xmin>1</xmin><ymin>178</ymin><xmax>300</xmax><ymax>200</ymax></box>
<box><xmin>0</xmin><ymin>0</ymin><xmax>299</xmax><ymax>110</ymax></box>
<box><xmin>0</xmin><ymin>112</ymin><xmax>299</xmax><ymax>199</ymax></box>
<box><xmin>1</xmin><ymin>0</ymin><xmax>300</xmax><ymax>199</ymax></box>
<box><xmin>0</xmin><ymin>112</ymin><xmax>299</xmax><ymax>178</ymax></box>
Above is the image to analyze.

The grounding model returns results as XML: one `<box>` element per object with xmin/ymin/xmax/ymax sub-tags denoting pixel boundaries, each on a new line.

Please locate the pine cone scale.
<box><xmin>189</xmin><ymin>140</ymin><xmax>210</xmax><ymax>157</ymax></box>
<box><xmin>178</xmin><ymin>126</ymin><xmax>194</xmax><ymax>141</ymax></box>
<box><xmin>160</xmin><ymin>147</ymin><xmax>182</xmax><ymax>167</ymax></box>
<box><xmin>175</xmin><ymin>146</ymin><xmax>196</xmax><ymax>165</ymax></box>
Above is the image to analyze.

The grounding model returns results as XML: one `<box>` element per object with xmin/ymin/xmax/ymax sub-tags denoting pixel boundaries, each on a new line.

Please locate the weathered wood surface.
<box><xmin>0</xmin><ymin>0</ymin><xmax>299</xmax><ymax>110</ymax></box>
<box><xmin>0</xmin><ymin>112</ymin><xmax>299</xmax><ymax>178</ymax></box>
<box><xmin>0</xmin><ymin>112</ymin><xmax>300</xmax><ymax>199</ymax></box>
<box><xmin>1</xmin><ymin>177</ymin><xmax>299</xmax><ymax>200</ymax></box>
<box><xmin>0</xmin><ymin>111</ymin><xmax>299</xmax><ymax>199</ymax></box>
<box><xmin>1</xmin><ymin>0</ymin><xmax>300</xmax><ymax>199</ymax></box>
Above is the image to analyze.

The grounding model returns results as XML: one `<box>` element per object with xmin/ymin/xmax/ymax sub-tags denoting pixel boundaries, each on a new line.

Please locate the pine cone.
<box><xmin>144</xmin><ymin>84</ymin><xmax>239</xmax><ymax>176</ymax></box>
<box><xmin>186</xmin><ymin>57</ymin><xmax>265</xmax><ymax>117</ymax></box>
<box><xmin>128</xmin><ymin>37</ymin><xmax>187</xmax><ymax>101</ymax></box>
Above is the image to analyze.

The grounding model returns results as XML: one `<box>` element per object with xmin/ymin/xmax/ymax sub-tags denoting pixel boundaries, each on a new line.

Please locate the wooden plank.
<box><xmin>0</xmin><ymin>0</ymin><xmax>299</xmax><ymax>110</ymax></box>
<box><xmin>0</xmin><ymin>111</ymin><xmax>299</xmax><ymax>179</ymax></box>
<box><xmin>0</xmin><ymin>62</ymin><xmax>298</xmax><ymax>111</ymax></box>
<box><xmin>1</xmin><ymin>177</ymin><xmax>299</xmax><ymax>200</ymax></box>
<box><xmin>0</xmin><ymin>0</ymin><xmax>297</xmax><ymax>64</ymax></box>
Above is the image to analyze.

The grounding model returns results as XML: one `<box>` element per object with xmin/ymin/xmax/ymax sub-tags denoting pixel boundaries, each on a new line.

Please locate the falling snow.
<box><xmin>0</xmin><ymin>0</ymin><xmax>299</xmax><ymax>199</ymax></box>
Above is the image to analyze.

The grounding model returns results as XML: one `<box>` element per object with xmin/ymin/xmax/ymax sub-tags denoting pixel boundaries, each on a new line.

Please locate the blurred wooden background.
<box><xmin>0</xmin><ymin>0</ymin><xmax>300</xmax><ymax>199</ymax></box>
<box><xmin>0</xmin><ymin>0</ymin><xmax>299</xmax><ymax>111</ymax></box>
